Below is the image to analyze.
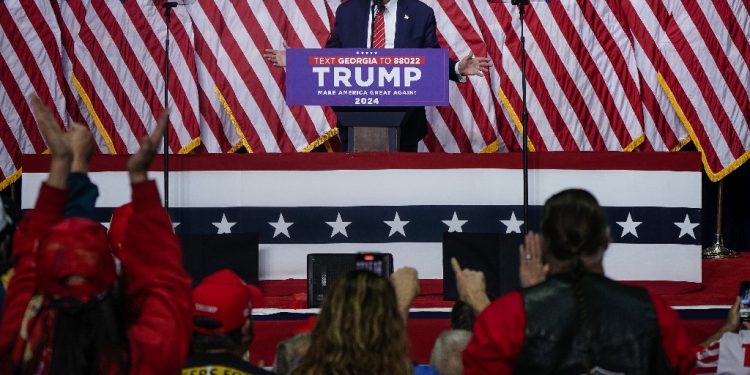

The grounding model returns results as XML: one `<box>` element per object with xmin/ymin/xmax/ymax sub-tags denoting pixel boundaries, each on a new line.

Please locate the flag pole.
<box><xmin>162</xmin><ymin>1</ymin><xmax>177</xmax><ymax>210</ymax></box>
<box><xmin>703</xmin><ymin>180</ymin><xmax>737</xmax><ymax>259</ymax></box>
<box><xmin>512</xmin><ymin>0</ymin><xmax>530</xmax><ymax>235</ymax></box>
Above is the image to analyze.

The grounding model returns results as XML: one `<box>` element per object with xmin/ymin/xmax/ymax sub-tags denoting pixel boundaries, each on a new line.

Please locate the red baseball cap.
<box><xmin>107</xmin><ymin>203</ymin><xmax>133</xmax><ymax>254</ymax></box>
<box><xmin>36</xmin><ymin>218</ymin><xmax>116</xmax><ymax>303</ymax></box>
<box><xmin>193</xmin><ymin>269</ymin><xmax>264</xmax><ymax>334</ymax></box>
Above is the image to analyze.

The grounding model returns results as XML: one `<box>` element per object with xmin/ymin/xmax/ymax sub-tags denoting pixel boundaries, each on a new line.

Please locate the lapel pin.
<box><xmin>404</xmin><ymin>14</ymin><xmax>409</xmax><ymax>20</ymax></box>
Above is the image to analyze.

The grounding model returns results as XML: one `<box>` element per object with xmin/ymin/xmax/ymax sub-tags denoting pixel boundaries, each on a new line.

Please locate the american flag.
<box><xmin>21</xmin><ymin>153</ymin><xmax>702</xmax><ymax>283</ymax></box>
<box><xmin>1</xmin><ymin>0</ymin><xmax>749</xmax><ymax>189</ymax></box>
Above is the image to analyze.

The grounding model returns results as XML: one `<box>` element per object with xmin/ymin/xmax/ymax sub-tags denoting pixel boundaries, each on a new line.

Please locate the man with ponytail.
<box><xmin>457</xmin><ymin>189</ymin><xmax>696</xmax><ymax>374</ymax></box>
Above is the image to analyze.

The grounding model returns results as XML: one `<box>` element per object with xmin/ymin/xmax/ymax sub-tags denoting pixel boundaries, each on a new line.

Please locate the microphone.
<box><xmin>374</xmin><ymin>0</ymin><xmax>385</xmax><ymax>12</ymax></box>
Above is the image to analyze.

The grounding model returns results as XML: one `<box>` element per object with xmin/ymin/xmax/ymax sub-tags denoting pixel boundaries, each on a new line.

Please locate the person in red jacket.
<box><xmin>0</xmin><ymin>96</ymin><xmax>193</xmax><ymax>375</ymax></box>
<box><xmin>454</xmin><ymin>189</ymin><xmax>697</xmax><ymax>374</ymax></box>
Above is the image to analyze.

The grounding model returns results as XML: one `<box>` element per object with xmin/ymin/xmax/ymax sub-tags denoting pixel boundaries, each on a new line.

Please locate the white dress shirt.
<box><xmin>364</xmin><ymin>0</ymin><xmax>465</xmax><ymax>79</ymax></box>
<box><xmin>366</xmin><ymin>0</ymin><xmax>398</xmax><ymax>48</ymax></box>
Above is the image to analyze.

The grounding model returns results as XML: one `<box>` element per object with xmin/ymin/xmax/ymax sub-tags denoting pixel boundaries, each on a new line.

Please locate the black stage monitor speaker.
<box><xmin>442</xmin><ymin>232</ymin><xmax>523</xmax><ymax>301</ymax></box>
<box><xmin>180</xmin><ymin>232</ymin><xmax>259</xmax><ymax>285</ymax></box>
<box><xmin>307</xmin><ymin>253</ymin><xmax>394</xmax><ymax>308</ymax></box>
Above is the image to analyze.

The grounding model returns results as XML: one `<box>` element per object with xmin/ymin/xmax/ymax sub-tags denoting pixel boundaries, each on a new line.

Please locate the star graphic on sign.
<box><xmin>500</xmin><ymin>211</ymin><xmax>524</xmax><ymax>234</ymax></box>
<box><xmin>269</xmin><ymin>213</ymin><xmax>294</xmax><ymax>238</ymax></box>
<box><xmin>442</xmin><ymin>212</ymin><xmax>468</xmax><ymax>233</ymax></box>
<box><xmin>674</xmin><ymin>214</ymin><xmax>699</xmax><ymax>239</ymax></box>
<box><xmin>326</xmin><ymin>212</ymin><xmax>352</xmax><ymax>238</ymax></box>
<box><xmin>212</xmin><ymin>213</ymin><xmax>236</xmax><ymax>234</ymax></box>
<box><xmin>384</xmin><ymin>212</ymin><xmax>409</xmax><ymax>237</ymax></box>
<box><xmin>616</xmin><ymin>213</ymin><xmax>642</xmax><ymax>238</ymax></box>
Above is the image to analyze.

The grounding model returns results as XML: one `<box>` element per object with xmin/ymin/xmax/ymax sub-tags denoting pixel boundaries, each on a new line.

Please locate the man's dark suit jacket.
<box><xmin>326</xmin><ymin>0</ymin><xmax>460</xmax><ymax>151</ymax></box>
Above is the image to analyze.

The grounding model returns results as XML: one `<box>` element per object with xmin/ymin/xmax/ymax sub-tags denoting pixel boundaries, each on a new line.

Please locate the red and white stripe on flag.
<box><xmin>0</xmin><ymin>1</ymin><xmax>68</xmax><ymax>190</ymax></box>
<box><xmin>189</xmin><ymin>0</ymin><xmax>336</xmax><ymax>153</ymax></box>
<box><xmin>59</xmin><ymin>0</ymin><xmax>201</xmax><ymax>155</ymax></box>
<box><xmin>484</xmin><ymin>1</ymin><xmax>645</xmax><ymax>152</ymax></box>
<box><xmin>656</xmin><ymin>1</ymin><xmax>750</xmax><ymax>181</ymax></box>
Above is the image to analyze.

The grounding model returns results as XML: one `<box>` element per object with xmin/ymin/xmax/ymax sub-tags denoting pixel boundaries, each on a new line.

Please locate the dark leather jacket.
<box><xmin>513</xmin><ymin>273</ymin><xmax>677</xmax><ymax>375</ymax></box>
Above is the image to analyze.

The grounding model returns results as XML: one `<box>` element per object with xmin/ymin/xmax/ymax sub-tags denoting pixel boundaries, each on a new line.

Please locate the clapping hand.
<box><xmin>31</xmin><ymin>95</ymin><xmax>72</xmax><ymax>189</ymax></box>
<box><xmin>127</xmin><ymin>111</ymin><xmax>168</xmax><ymax>184</ymax></box>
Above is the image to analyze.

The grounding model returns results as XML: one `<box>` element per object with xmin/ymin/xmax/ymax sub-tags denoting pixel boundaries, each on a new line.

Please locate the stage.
<box><xmin>20</xmin><ymin>152</ymin><xmax>713</xmax><ymax>365</ymax></box>
<box><xmin>250</xmin><ymin>254</ymin><xmax>746</xmax><ymax>365</ymax></box>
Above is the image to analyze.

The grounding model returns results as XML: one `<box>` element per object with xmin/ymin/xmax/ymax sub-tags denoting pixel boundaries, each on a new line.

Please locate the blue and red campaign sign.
<box><xmin>285</xmin><ymin>48</ymin><xmax>449</xmax><ymax>107</ymax></box>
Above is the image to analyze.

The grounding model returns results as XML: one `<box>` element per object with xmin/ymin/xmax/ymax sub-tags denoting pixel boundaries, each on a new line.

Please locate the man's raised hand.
<box><xmin>451</xmin><ymin>257</ymin><xmax>490</xmax><ymax>314</ymax></box>
<box><xmin>457</xmin><ymin>53</ymin><xmax>492</xmax><ymax>77</ymax></box>
<box><xmin>31</xmin><ymin>95</ymin><xmax>71</xmax><ymax>162</ymax></box>
<box><xmin>31</xmin><ymin>95</ymin><xmax>72</xmax><ymax>189</ymax></box>
<box><xmin>128</xmin><ymin>111</ymin><xmax>168</xmax><ymax>184</ymax></box>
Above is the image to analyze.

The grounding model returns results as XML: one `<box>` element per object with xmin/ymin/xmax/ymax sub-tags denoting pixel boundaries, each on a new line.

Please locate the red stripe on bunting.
<box><xmin>22</xmin><ymin>152</ymin><xmax>702</xmax><ymax>173</ymax></box>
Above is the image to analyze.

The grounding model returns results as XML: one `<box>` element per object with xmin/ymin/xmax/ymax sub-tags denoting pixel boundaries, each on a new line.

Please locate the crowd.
<box><xmin>0</xmin><ymin>97</ymin><xmax>747</xmax><ymax>374</ymax></box>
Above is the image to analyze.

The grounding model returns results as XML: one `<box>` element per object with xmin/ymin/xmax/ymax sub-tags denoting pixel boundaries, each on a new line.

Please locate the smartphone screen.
<box><xmin>355</xmin><ymin>253</ymin><xmax>385</xmax><ymax>276</ymax></box>
<box><xmin>739</xmin><ymin>281</ymin><xmax>750</xmax><ymax>321</ymax></box>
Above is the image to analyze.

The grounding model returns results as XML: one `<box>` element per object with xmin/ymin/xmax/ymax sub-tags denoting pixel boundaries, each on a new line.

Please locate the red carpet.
<box><xmin>249</xmin><ymin>254</ymin><xmax>750</xmax><ymax>365</ymax></box>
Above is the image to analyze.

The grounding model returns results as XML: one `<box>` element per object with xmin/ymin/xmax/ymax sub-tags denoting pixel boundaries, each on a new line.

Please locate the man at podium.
<box><xmin>266</xmin><ymin>0</ymin><xmax>491</xmax><ymax>151</ymax></box>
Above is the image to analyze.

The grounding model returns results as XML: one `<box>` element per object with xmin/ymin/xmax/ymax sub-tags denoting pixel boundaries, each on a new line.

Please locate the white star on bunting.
<box><xmin>212</xmin><ymin>213</ymin><xmax>236</xmax><ymax>234</ymax></box>
<box><xmin>616</xmin><ymin>213</ymin><xmax>642</xmax><ymax>238</ymax></box>
<box><xmin>269</xmin><ymin>213</ymin><xmax>294</xmax><ymax>239</ymax></box>
<box><xmin>500</xmin><ymin>211</ymin><xmax>524</xmax><ymax>234</ymax></box>
<box><xmin>442</xmin><ymin>212</ymin><xmax>468</xmax><ymax>233</ymax></box>
<box><xmin>384</xmin><ymin>212</ymin><xmax>409</xmax><ymax>237</ymax></box>
<box><xmin>674</xmin><ymin>214</ymin><xmax>699</xmax><ymax>239</ymax></box>
<box><xmin>326</xmin><ymin>213</ymin><xmax>352</xmax><ymax>238</ymax></box>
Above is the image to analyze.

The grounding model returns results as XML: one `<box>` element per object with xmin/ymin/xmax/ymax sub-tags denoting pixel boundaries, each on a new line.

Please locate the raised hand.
<box><xmin>519</xmin><ymin>231</ymin><xmax>549</xmax><ymax>288</ymax></box>
<box><xmin>264</xmin><ymin>41</ymin><xmax>289</xmax><ymax>68</ymax></box>
<box><xmin>390</xmin><ymin>267</ymin><xmax>420</xmax><ymax>322</ymax></box>
<box><xmin>67</xmin><ymin>123</ymin><xmax>94</xmax><ymax>173</ymax></box>
<box><xmin>31</xmin><ymin>96</ymin><xmax>71</xmax><ymax>161</ymax></box>
<box><xmin>457</xmin><ymin>53</ymin><xmax>492</xmax><ymax>77</ymax></box>
<box><xmin>128</xmin><ymin>111</ymin><xmax>168</xmax><ymax>184</ymax></box>
<box><xmin>451</xmin><ymin>258</ymin><xmax>490</xmax><ymax>314</ymax></box>
<box><xmin>31</xmin><ymin>95</ymin><xmax>71</xmax><ymax>189</ymax></box>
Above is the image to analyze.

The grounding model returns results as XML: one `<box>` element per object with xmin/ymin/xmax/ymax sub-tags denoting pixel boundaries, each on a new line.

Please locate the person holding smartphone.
<box><xmin>696</xmin><ymin>285</ymin><xmax>750</xmax><ymax>373</ymax></box>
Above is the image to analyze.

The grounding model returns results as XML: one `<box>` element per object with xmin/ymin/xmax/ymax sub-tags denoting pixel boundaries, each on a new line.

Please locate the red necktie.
<box><xmin>372</xmin><ymin>7</ymin><xmax>385</xmax><ymax>48</ymax></box>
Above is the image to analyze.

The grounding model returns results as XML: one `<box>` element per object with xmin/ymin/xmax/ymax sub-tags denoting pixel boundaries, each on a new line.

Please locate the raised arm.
<box><xmin>0</xmin><ymin>96</ymin><xmax>72</xmax><ymax>368</ymax></box>
<box><xmin>118</xmin><ymin>112</ymin><xmax>193</xmax><ymax>374</ymax></box>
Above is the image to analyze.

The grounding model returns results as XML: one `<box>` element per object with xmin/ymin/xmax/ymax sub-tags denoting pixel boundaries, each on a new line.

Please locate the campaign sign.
<box><xmin>285</xmin><ymin>48</ymin><xmax>449</xmax><ymax>106</ymax></box>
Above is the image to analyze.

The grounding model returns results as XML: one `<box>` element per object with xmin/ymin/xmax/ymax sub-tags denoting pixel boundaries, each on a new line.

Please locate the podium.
<box><xmin>284</xmin><ymin>48</ymin><xmax>450</xmax><ymax>151</ymax></box>
<box><xmin>334</xmin><ymin>107</ymin><xmax>407</xmax><ymax>152</ymax></box>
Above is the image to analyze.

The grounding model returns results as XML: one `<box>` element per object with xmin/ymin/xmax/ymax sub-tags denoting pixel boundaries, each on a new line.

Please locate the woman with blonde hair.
<box><xmin>292</xmin><ymin>269</ymin><xmax>417</xmax><ymax>375</ymax></box>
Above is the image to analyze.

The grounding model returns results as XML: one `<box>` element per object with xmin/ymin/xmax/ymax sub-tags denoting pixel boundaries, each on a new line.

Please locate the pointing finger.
<box><xmin>451</xmin><ymin>257</ymin><xmax>462</xmax><ymax>275</ymax></box>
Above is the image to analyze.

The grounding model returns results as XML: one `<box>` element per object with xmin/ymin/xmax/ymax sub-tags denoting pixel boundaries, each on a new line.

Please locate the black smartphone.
<box><xmin>355</xmin><ymin>252</ymin><xmax>387</xmax><ymax>277</ymax></box>
<box><xmin>739</xmin><ymin>281</ymin><xmax>750</xmax><ymax>321</ymax></box>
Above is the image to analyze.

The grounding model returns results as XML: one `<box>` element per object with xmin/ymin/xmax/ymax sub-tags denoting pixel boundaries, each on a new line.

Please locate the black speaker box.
<box><xmin>442</xmin><ymin>232</ymin><xmax>523</xmax><ymax>301</ymax></box>
<box><xmin>180</xmin><ymin>232</ymin><xmax>259</xmax><ymax>285</ymax></box>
